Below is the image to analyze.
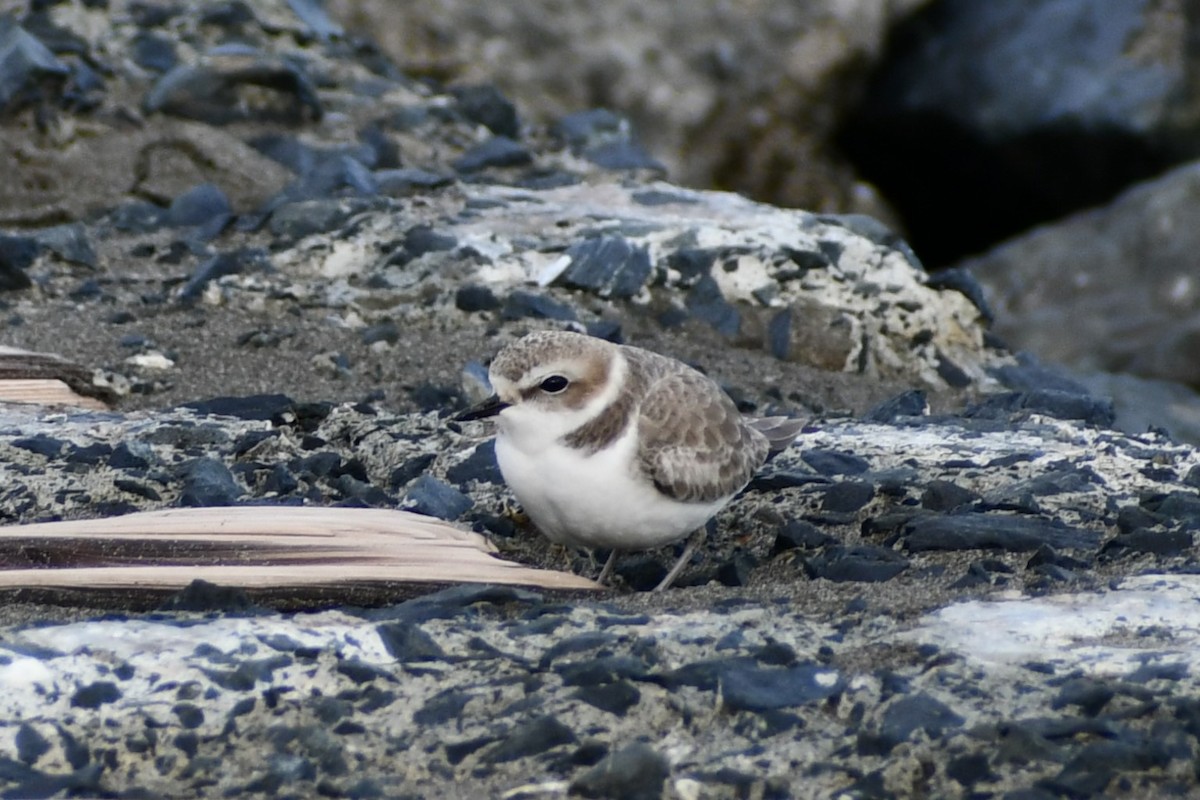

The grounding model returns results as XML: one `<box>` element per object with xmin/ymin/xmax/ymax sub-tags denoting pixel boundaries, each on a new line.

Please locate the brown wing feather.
<box><xmin>633</xmin><ymin>362</ymin><xmax>769</xmax><ymax>503</ymax></box>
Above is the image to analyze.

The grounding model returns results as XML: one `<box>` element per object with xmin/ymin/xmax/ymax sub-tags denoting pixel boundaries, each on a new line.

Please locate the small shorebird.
<box><xmin>454</xmin><ymin>330</ymin><xmax>802</xmax><ymax>590</ymax></box>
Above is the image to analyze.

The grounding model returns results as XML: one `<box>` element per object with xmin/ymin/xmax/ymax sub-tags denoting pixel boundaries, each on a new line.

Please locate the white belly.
<box><xmin>493</xmin><ymin>428</ymin><xmax>728</xmax><ymax>551</ymax></box>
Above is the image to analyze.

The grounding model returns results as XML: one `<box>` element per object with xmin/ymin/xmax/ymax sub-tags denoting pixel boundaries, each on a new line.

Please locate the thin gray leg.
<box><xmin>597</xmin><ymin>549</ymin><xmax>620</xmax><ymax>585</ymax></box>
<box><xmin>654</xmin><ymin>529</ymin><xmax>703</xmax><ymax>592</ymax></box>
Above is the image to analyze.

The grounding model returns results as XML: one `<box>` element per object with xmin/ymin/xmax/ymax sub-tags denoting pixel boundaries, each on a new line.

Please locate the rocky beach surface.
<box><xmin>2</xmin><ymin>1</ymin><xmax>1200</xmax><ymax>798</ymax></box>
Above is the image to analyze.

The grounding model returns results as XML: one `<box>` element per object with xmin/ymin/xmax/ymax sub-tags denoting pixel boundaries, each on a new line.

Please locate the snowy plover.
<box><xmin>454</xmin><ymin>330</ymin><xmax>803</xmax><ymax>590</ymax></box>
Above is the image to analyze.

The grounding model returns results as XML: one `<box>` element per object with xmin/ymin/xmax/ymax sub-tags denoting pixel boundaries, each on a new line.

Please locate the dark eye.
<box><xmin>539</xmin><ymin>375</ymin><xmax>569</xmax><ymax>393</ymax></box>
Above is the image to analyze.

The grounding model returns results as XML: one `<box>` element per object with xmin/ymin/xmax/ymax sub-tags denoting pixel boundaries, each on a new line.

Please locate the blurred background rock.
<box><xmin>328</xmin><ymin>0</ymin><xmax>1200</xmax><ymax>441</ymax></box>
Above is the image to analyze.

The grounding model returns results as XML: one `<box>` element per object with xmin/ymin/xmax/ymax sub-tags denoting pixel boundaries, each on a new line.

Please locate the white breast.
<box><xmin>494</xmin><ymin>423</ymin><xmax>729</xmax><ymax>551</ymax></box>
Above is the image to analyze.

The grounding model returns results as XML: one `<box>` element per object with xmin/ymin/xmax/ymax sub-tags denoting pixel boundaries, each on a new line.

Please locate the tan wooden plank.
<box><xmin>0</xmin><ymin>379</ymin><xmax>109</xmax><ymax>410</ymax></box>
<box><xmin>0</xmin><ymin>507</ymin><xmax>601</xmax><ymax>593</ymax></box>
<box><xmin>0</xmin><ymin>346</ymin><xmax>113</xmax><ymax>408</ymax></box>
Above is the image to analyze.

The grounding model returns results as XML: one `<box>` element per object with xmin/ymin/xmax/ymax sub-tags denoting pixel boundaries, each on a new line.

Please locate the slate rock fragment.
<box><xmin>501</xmin><ymin>290</ymin><xmax>577</xmax><ymax>321</ymax></box>
<box><xmin>268</xmin><ymin>198</ymin><xmax>354</xmax><ymax>238</ymax></box>
<box><xmin>131</xmin><ymin>31</ymin><xmax>177</xmax><ymax>72</ymax></box>
<box><xmin>182</xmin><ymin>393</ymin><xmax>295</xmax><ymax>421</ymax></box>
<box><xmin>482</xmin><ymin>716</ymin><xmax>576</xmax><ymax>763</ymax></box>
<box><xmin>921</xmin><ymin>479</ymin><xmax>980</xmax><ymax>512</ymax></box>
<box><xmin>569</xmin><ymin>741</ymin><xmax>669</xmax><ymax>800</ymax></box>
<box><xmin>966</xmin><ymin>389</ymin><xmax>1116</xmax><ymax>427</ymax></box>
<box><xmin>445</xmin><ymin>440</ymin><xmax>503</xmax><ymax>486</ymax></box>
<box><xmin>14</xmin><ymin>724</ymin><xmax>50</xmax><ymax>766</ymax></box>
<box><xmin>177</xmin><ymin>250</ymin><xmax>263</xmax><ymax>304</ymax></box>
<box><xmin>70</xmin><ymin>681</ymin><xmax>121</xmax><ymax>709</ymax></box>
<box><xmin>0</xmin><ymin>235</ymin><xmax>37</xmax><ymax>291</ymax></box>
<box><xmin>572</xmin><ymin>681</ymin><xmax>641</xmax><ymax>716</ymax></box>
<box><xmin>452</xmin><ymin>136</ymin><xmax>532</xmax><ymax>173</ymax></box>
<box><xmin>685</xmin><ymin>274</ymin><xmax>739</xmax><ymax>337</ymax></box>
<box><xmin>403</xmin><ymin>475</ymin><xmax>472</xmax><ymax>520</ymax></box>
<box><xmin>865</xmin><ymin>389</ymin><xmax>929</xmax><ymax>422</ymax></box>
<box><xmin>0</xmin><ymin>17</ymin><xmax>70</xmax><ymax>114</ymax></box>
<box><xmin>720</xmin><ymin>663</ymin><xmax>843</xmax><ymax>711</ymax></box>
<box><xmin>35</xmin><ymin>223</ymin><xmax>96</xmax><ymax>268</ymax></box>
<box><xmin>859</xmin><ymin>693</ymin><xmax>965</xmax><ymax>755</ymax></box>
<box><xmin>556</xmin><ymin>236</ymin><xmax>652</xmax><ymax>299</ymax></box>
<box><xmin>414</xmin><ymin>689</ymin><xmax>471</xmax><ymax>726</ymax></box>
<box><xmin>166</xmin><ymin>183</ymin><xmax>232</xmax><ymax>227</ymax></box>
<box><xmin>772</xmin><ymin>519</ymin><xmax>836</xmax><ymax>554</ymax></box>
<box><xmin>375</xmin><ymin>167</ymin><xmax>452</xmax><ymax>196</ymax></box>
<box><xmin>904</xmin><ymin>513</ymin><xmax>1100</xmax><ymax>553</ymax></box>
<box><xmin>454</xmin><ymin>284</ymin><xmax>500</xmax><ymax>312</ymax></box>
<box><xmin>1101</xmin><ymin>528</ymin><xmax>1193</xmax><ymax>558</ymax></box>
<box><xmin>377</xmin><ymin>621</ymin><xmax>446</xmax><ymax>663</ymax></box>
<box><xmin>821</xmin><ymin>480</ymin><xmax>876</xmax><ymax>513</ymax></box>
<box><xmin>451</xmin><ymin>84</ymin><xmax>519</xmax><ymax>138</ymax></box>
<box><xmin>144</xmin><ymin>52</ymin><xmax>322</xmax><ymax>124</ymax></box>
<box><xmin>177</xmin><ymin>457</ymin><xmax>243</xmax><ymax>506</ymax></box>
<box><xmin>804</xmin><ymin>545</ymin><xmax>909</xmax><ymax>583</ymax></box>
<box><xmin>159</xmin><ymin>579</ymin><xmax>253</xmax><ymax>612</ymax></box>
<box><xmin>11</xmin><ymin>434</ymin><xmax>66</xmax><ymax>458</ymax></box>
<box><xmin>802</xmin><ymin>448</ymin><xmax>870</xmax><ymax>476</ymax></box>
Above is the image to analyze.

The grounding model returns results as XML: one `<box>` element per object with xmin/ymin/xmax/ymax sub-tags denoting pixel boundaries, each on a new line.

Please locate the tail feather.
<box><xmin>747</xmin><ymin>415</ymin><xmax>806</xmax><ymax>454</ymax></box>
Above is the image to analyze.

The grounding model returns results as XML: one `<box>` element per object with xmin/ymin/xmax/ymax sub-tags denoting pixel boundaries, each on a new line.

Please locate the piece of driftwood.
<box><xmin>0</xmin><ymin>507</ymin><xmax>600</xmax><ymax>603</ymax></box>
<box><xmin>0</xmin><ymin>346</ymin><xmax>113</xmax><ymax>408</ymax></box>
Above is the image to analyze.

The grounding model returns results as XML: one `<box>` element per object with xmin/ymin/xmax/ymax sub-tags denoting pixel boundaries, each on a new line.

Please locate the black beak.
<box><xmin>452</xmin><ymin>394</ymin><xmax>510</xmax><ymax>422</ymax></box>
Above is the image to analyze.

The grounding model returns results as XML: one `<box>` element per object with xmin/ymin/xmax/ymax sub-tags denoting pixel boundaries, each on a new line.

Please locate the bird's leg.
<box><xmin>596</xmin><ymin>549</ymin><xmax>620</xmax><ymax>585</ymax></box>
<box><xmin>654</xmin><ymin>528</ymin><xmax>704</xmax><ymax>592</ymax></box>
